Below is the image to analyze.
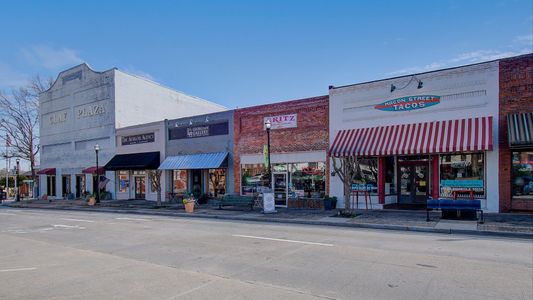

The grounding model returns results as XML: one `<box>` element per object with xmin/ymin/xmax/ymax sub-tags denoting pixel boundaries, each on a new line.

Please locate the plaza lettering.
<box><xmin>375</xmin><ymin>95</ymin><xmax>440</xmax><ymax>112</ymax></box>
<box><xmin>77</xmin><ymin>104</ymin><xmax>106</xmax><ymax>118</ymax></box>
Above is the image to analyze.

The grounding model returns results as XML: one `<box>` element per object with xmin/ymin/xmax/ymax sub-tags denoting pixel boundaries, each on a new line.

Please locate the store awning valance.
<box><xmin>82</xmin><ymin>166</ymin><xmax>105</xmax><ymax>175</ymax></box>
<box><xmin>104</xmin><ymin>152</ymin><xmax>160</xmax><ymax>170</ymax></box>
<box><xmin>329</xmin><ymin>116</ymin><xmax>493</xmax><ymax>157</ymax></box>
<box><xmin>508</xmin><ymin>112</ymin><xmax>533</xmax><ymax>148</ymax></box>
<box><xmin>158</xmin><ymin>152</ymin><xmax>228</xmax><ymax>170</ymax></box>
<box><xmin>37</xmin><ymin>168</ymin><xmax>56</xmax><ymax>175</ymax></box>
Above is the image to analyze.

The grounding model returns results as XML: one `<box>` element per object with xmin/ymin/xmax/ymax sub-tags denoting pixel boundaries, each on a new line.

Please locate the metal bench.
<box><xmin>427</xmin><ymin>199</ymin><xmax>484</xmax><ymax>223</ymax></box>
<box><xmin>208</xmin><ymin>194</ymin><xmax>255</xmax><ymax>210</ymax></box>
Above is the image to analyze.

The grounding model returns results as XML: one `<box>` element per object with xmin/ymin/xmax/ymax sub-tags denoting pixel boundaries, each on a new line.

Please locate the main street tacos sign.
<box><xmin>375</xmin><ymin>95</ymin><xmax>440</xmax><ymax>112</ymax></box>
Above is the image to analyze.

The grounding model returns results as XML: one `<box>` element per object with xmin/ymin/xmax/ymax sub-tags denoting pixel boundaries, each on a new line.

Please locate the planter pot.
<box><xmin>88</xmin><ymin>197</ymin><xmax>96</xmax><ymax>206</ymax></box>
<box><xmin>324</xmin><ymin>199</ymin><xmax>332</xmax><ymax>210</ymax></box>
<box><xmin>184</xmin><ymin>202</ymin><xmax>195</xmax><ymax>213</ymax></box>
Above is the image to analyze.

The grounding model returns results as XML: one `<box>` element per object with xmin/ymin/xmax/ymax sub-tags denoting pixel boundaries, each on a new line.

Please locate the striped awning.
<box><xmin>330</xmin><ymin>116</ymin><xmax>493</xmax><ymax>157</ymax></box>
<box><xmin>158</xmin><ymin>152</ymin><xmax>228</xmax><ymax>170</ymax></box>
<box><xmin>508</xmin><ymin>112</ymin><xmax>533</xmax><ymax>148</ymax></box>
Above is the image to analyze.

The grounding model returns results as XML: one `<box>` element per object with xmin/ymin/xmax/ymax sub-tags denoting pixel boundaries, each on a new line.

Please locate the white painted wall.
<box><xmin>114</xmin><ymin>71</ymin><xmax>226</xmax><ymax>129</ymax></box>
<box><xmin>39</xmin><ymin>64</ymin><xmax>116</xmax><ymax>199</ymax></box>
<box><xmin>329</xmin><ymin>61</ymin><xmax>500</xmax><ymax>212</ymax></box>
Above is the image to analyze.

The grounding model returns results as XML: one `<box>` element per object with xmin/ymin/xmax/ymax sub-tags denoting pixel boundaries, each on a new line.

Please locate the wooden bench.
<box><xmin>426</xmin><ymin>199</ymin><xmax>484</xmax><ymax>223</ymax></box>
<box><xmin>208</xmin><ymin>195</ymin><xmax>255</xmax><ymax>210</ymax></box>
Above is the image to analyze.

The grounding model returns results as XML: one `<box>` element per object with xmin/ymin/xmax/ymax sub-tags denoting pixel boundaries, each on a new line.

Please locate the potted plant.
<box><xmin>323</xmin><ymin>195</ymin><xmax>333</xmax><ymax>210</ymax></box>
<box><xmin>183</xmin><ymin>193</ymin><xmax>196</xmax><ymax>213</ymax></box>
<box><xmin>87</xmin><ymin>192</ymin><xmax>96</xmax><ymax>206</ymax></box>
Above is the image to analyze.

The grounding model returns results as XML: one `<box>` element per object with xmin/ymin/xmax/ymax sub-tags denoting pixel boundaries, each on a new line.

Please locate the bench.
<box><xmin>427</xmin><ymin>199</ymin><xmax>484</xmax><ymax>223</ymax></box>
<box><xmin>208</xmin><ymin>194</ymin><xmax>255</xmax><ymax>210</ymax></box>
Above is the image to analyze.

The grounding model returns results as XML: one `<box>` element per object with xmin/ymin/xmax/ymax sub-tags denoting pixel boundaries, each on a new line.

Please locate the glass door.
<box><xmin>273</xmin><ymin>172</ymin><xmax>287</xmax><ymax>207</ymax></box>
<box><xmin>134</xmin><ymin>176</ymin><xmax>146</xmax><ymax>199</ymax></box>
<box><xmin>398</xmin><ymin>163</ymin><xmax>428</xmax><ymax>204</ymax></box>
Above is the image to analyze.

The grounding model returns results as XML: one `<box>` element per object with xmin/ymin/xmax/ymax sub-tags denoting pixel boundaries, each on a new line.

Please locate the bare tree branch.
<box><xmin>0</xmin><ymin>75</ymin><xmax>53</xmax><ymax>184</ymax></box>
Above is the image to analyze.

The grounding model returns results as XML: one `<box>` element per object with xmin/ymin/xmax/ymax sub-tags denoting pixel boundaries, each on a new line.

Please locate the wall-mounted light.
<box><xmin>205</xmin><ymin>116</ymin><xmax>209</xmax><ymax>123</ymax></box>
<box><xmin>417</xmin><ymin>80</ymin><xmax>423</xmax><ymax>89</ymax></box>
<box><xmin>189</xmin><ymin>119</ymin><xmax>193</xmax><ymax>126</ymax></box>
<box><xmin>390</xmin><ymin>84</ymin><xmax>396</xmax><ymax>93</ymax></box>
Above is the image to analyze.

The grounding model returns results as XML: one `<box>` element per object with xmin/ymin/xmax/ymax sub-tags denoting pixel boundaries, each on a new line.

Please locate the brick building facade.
<box><xmin>234</xmin><ymin>96</ymin><xmax>329</xmax><ymax>208</ymax></box>
<box><xmin>499</xmin><ymin>54</ymin><xmax>533</xmax><ymax>212</ymax></box>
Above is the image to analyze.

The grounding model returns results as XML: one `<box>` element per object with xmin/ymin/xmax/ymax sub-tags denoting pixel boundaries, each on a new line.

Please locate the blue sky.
<box><xmin>0</xmin><ymin>0</ymin><xmax>531</xmax><ymax>108</ymax></box>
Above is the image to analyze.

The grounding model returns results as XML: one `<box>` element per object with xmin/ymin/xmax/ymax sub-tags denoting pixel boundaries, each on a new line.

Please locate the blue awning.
<box><xmin>159</xmin><ymin>152</ymin><xmax>228</xmax><ymax>170</ymax></box>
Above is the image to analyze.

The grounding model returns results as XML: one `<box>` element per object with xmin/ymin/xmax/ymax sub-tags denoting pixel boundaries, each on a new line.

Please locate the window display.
<box><xmin>241</xmin><ymin>164</ymin><xmax>268</xmax><ymax>195</ymax></box>
<box><xmin>439</xmin><ymin>153</ymin><xmax>485</xmax><ymax>198</ymax></box>
<box><xmin>288</xmin><ymin>162</ymin><xmax>326</xmax><ymax>198</ymax></box>
<box><xmin>209</xmin><ymin>169</ymin><xmax>227</xmax><ymax>198</ymax></box>
<box><xmin>172</xmin><ymin>170</ymin><xmax>188</xmax><ymax>194</ymax></box>
<box><xmin>351</xmin><ymin>158</ymin><xmax>378</xmax><ymax>195</ymax></box>
<box><xmin>512</xmin><ymin>151</ymin><xmax>533</xmax><ymax>200</ymax></box>
<box><xmin>118</xmin><ymin>170</ymin><xmax>129</xmax><ymax>193</ymax></box>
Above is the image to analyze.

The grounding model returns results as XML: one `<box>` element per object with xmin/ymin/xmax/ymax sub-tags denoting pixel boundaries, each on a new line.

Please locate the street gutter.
<box><xmin>4</xmin><ymin>205</ymin><xmax>533</xmax><ymax>240</ymax></box>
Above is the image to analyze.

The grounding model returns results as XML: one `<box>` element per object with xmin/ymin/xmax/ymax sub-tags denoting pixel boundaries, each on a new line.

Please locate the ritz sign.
<box><xmin>375</xmin><ymin>95</ymin><xmax>440</xmax><ymax>112</ymax></box>
<box><xmin>264</xmin><ymin>114</ymin><xmax>297</xmax><ymax>130</ymax></box>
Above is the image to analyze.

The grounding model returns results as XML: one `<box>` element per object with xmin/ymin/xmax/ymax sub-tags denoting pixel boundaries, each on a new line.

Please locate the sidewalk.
<box><xmin>3</xmin><ymin>199</ymin><xmax>533</xmax><ymax>238</ymax></box>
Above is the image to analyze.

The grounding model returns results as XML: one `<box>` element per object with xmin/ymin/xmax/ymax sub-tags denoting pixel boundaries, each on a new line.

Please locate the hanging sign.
<box><xmin>263</xmin><ymin>144</ymin><xmax>269</xmax><ymax>168</ymax></box>
<box><xmin>375</xmin><ymin>95</ymin><xmax>440</xmax><ymax>112</ymax></box>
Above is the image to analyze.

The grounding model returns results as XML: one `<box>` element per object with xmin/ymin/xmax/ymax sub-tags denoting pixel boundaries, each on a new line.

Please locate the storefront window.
<box><xmin>439</xmin><ymin>153</ymin><xmax>485</xmax><ymax>198</ymax></box>
<box><xmin>172</xmin><ymin>170</ymin><xmax>188</xmax><ymax>194</ymax></box>
<box><xmin>209</xmin><ymin>169</ymin><xmax>227</xmax><ymax>198</ymax></box>
<box><xmin>512</xmin><ymin>151</ymin><xmax>533</xmax><ymax>200</ymax></box>
<box><xmin>288</xmin><ymin>162</ymin><xmax>326</xmax><ymax>198</ymax></box>
<box><xmin>118</xmin><ymin>171</ymin><xmax>129</xmax><ymax>193</ymax></box>
<box><xmin>241</xmin><ymin>164</ymin><xmax>268</xmax><ymax>195</ymax></box>
<box><xmin>351</xmin><ymin>158</ymin><xmax>378</xmax><ymax>195</ymax></box>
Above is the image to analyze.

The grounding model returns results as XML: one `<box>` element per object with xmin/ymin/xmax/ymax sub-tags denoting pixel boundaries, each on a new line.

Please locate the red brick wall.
<box><xmin>499</xmin><ymin>54</ymin><xmax>533</xmax><ymax>212</ymax></box>
<box><xmin>233</xmin><ymin>95</ymin><xmax>329</xmax><ymax>194</ymax></box>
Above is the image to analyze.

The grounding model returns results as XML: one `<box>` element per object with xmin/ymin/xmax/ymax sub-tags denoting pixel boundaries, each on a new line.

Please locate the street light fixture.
<box><xmin>94</xmin><ymin>144</ymin><xmax>100</xmax><ymax>204</ymax></box>
<box><xmin>15</xmin><ymin>158</ymin><xmax>20</xmax><ymax>202</ymax></box>
<box><xmin>265</xmin><ymin>119</ymin><xmax>272</xmax><ymax>190</ymax></box>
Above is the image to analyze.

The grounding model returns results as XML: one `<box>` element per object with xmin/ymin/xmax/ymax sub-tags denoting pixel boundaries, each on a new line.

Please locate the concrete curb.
<box><xmin>5</xmin><ymin>205</ymin><xmax>533</xmax><ymax>239</ymax></box>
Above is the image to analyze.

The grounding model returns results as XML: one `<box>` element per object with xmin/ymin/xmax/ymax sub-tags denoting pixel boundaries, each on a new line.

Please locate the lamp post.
<box><xmin>15</xmin><ymin>158</ymin><xmax>20</xmax><ymax>202</ymax></box>
<box><xmin>94</xmin><ymin>144</ymin><xmax>100</xmax><ymax>204</ymax></box>
<box><xmin>265</xmin><ymin>119</ymin><xmax>272</xmax><ymax>190</ymax></box>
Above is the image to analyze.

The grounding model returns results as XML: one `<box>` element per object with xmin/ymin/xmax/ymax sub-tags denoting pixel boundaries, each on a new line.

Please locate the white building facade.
<box><xmin>329</xmin><ymin>61</ymin><xmax>500</xmax><ymax>212</ymax></box>
<box><xmin>38</xmin><ymin>63</ymin><xmax>226</xmax><ymax>199</ymax></box>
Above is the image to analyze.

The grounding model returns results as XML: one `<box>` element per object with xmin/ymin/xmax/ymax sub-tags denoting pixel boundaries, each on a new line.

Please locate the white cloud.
<box><xmin>0</xmin><ymin>63</ymin><xmax>28</xmax><ymax>89</ymax></box>
<box><xmin>20</xmin><ymin>45</ymin><xmax>83</xmax><ymax>70</ymax></box>
<box><xmin>387</xmin><ymin>48</ymin><xmax>531</xmax><ymax>76</ymax></box>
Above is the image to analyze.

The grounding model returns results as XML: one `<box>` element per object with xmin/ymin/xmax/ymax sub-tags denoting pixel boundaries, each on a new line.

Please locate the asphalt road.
<box><xmin>0</xmin><ymin>207</ymin><xmax>531</xmax><ymax>300</ymax></box>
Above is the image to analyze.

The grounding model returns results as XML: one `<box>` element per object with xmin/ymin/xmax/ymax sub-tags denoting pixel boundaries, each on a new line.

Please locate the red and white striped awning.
<box><xmin>329</xmin><ymin>116</ymin><xmax>493</xmax><ymax>157</ymax></box>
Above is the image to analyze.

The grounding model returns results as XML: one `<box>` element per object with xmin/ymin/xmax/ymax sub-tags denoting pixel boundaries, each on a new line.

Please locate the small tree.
<box><xmin>331</xmin><ymin>156</ymin><xmax>359</xmax><ymax>212</ymax></box>
<box><xmin>147</xmin><ymin>169</ymin><xmax>162</xmax><ymax>207</ymax></box>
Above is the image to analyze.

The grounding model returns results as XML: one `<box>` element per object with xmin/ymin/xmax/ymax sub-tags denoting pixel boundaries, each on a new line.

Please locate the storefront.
<box><xmin>234</xmin><ymin>96</ymin><xmax>329</xmax><ymax>208</ymax></box>
<box><xmin>106</xmin><ymin>121</ymin><xmax>165</xmax><ymax>201</ymax></box>
<box><xmin>506</xmin><ymin>112</ymin><xmax>533</xmax><ymax>210</ymax></box>
<box><xmin>160</xmin><ymin>111</ymin><xmax>234</xmax><ymax>201</ymax></box>
<box><xmin>329</xmin><ymin>61</ymin><xmax>499</xmax><ymax>211</ymax></box>
<box><xmin>36</xmin><ymin>168</ymin><xmax>56</xmax><ymax>197</ymax></box>
<box><xmin>498</xmin><ymin>54</ymin><xmax>533</xmax><ymax>212</ymax></box>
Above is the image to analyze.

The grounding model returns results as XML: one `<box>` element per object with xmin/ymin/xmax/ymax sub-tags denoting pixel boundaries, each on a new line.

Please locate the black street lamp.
<box><xmin>15</xmin><ymin>158</ymin><xmax>20</xmax><ymax>202</ymax></box>
<box><xmin>265</xmin><ymin>119</ymin><xmax>272</xmax><ymax>190</ymax></box>
<box><xmin>94</xmin><ymin>144</ymin><xmax>100</xmax><ymax>204</ymax></box>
